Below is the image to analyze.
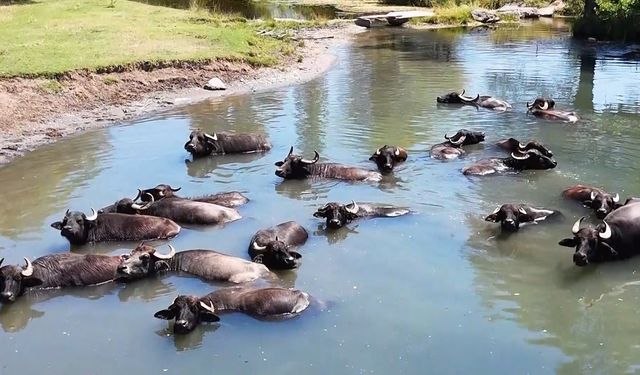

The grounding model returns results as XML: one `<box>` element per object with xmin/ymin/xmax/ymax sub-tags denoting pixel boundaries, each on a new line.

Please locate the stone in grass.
<box><xmin>204</xmin><ymin>78</ymin><xmax>227</xmax><ymax>91</ymax></box>
<box><xmin>472</xmin><ymin>9</ymin><xmax>501</xmax><ymax>23</ymax></box>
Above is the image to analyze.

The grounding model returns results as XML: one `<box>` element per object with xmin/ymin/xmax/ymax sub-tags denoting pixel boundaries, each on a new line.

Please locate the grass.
<box><xmin>0</xmin><ymin>0</ymin><xmax>297</xmax><ymax>77</ymax></box>
<box><xmin>411</xmin><ymin>4</ymin><xmax>473</xmax><ymax>24</ymax></box>
<box><xmin>39</xmin><ymin>80</ymin><xmax>65</xmax><ymax>93</ymax></box>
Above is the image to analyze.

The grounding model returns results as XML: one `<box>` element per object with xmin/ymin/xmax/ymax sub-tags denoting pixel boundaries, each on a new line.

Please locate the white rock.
<box><xmin>204</xmin><ymin>78</ymin><xmax>227</xmax><ymax>91</ymax></box>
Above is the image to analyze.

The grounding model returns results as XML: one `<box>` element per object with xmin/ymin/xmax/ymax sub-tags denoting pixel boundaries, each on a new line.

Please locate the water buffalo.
<box><xmin>559</xmin><ymin>202</ymin><xmax>640</xmax><ymax>266</ymax></box>
<box><xmin>100</xmin><ymin>194</ymin><xmax>241</xmax><ymax>225</ymax></box>
<box><xmin>484</xmin><ymin>204</ymin><xmax>558</xmax><ymax>232</ymax></box>
<box><xmin>137</xmin><ymin>184</ymin><xmax>248</xmax><ymax>208</ymax></box>
<box><xmin>437</xmin><ymin>89</ymin><xmax>512</xmax><ymax>111</ymax></box>
<box><xmin>275</xmin><ymin>147</ymin><xmax>382</xmax><ymax>182</ymax></box>
<box><xmin>369</xmin><ymin>145</ymin><xmax>408</xmax><ymax>172</ymax></box>
<box><xmin>313</xmin><ymin>201</ymin><xmax>410</xmax><ymax>229</ymax></box>
<box><xmin>563</xmin><ymin>185</ymin><xmax>621</xmax><ymax>219</ymax></box>
<box><xmin>154</xmin><ymin>286</ymin><xmax>310</xmax><ymax>333</ymax></box>
<box><xmin>51</xmin><ymin>209</ymin><xmax>180</xmax><ymax>245</ymax></box>
<box><xmin>462</xmin><ymin>149</ymin><xmax>557</xmax><ymax>176</ymax></box>
<box><xmin>430</xmin><ymin>129</ymin><xmax>485</xmax><ymax>160</ymax></box>
<box><xmin>248</xmin><ymin>221</ymin><xmax>308</xmax><ymax>269</ymax></box>
<box><xmin>116</xmin><ymin>244</ymin><xmax>273</xmax><ymax>284</ymax></box>
<box><xmin>496</xmin><ymin>138</ymin><xmax>553</xmax><ymax>158</ymax></box>
<box><xmin>0</xmin><ymin>254</ymin><xmax>123</xmax><ymax>303</ymax></box>
<box><xmin>184</xmin><ymin>129</ymin><xmax>271</xmax><ymax>157</ymax></box>
<box><xmin>527</xmin><ymin>97</ymin><xmax>578</xmax><ymax>123</ymax></box>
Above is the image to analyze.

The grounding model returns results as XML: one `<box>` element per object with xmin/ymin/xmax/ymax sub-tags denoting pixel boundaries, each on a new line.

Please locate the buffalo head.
<box><xmin>314</xmin><ymin>201</ymin><xmax>360</xmax><ymax>229</ymax></box>
<box><xmin>184</xmin><ymin>130</ymin><xmax>221</xmax><ymax>157</ymax></box>
<box><xmin>584</xmin><ymin>191</ymin><xmax>620</xmax><ymax>219</ymax></box>
<box><xmin>369</xmin><ymin>145</ymin><xmax>407</xmax><ymax>172</ymax></box>
<box><xmin>559</xmin><ymin>217</ymin><xmax>617</xmax><ymax>266</ymax></box>
<box><xmin>485</xmin><ymin>204</ymin><xmax>530</xmax><ymax>232</ymax></box>
<box><xmin>275</xmin><ymin>146</ymin><xmax>320</xmax><ymax>179</ymax></box>
<box><xmin>0</xmin><ymin>258</ymin><xmax>42</xmax><ymax>303</ymax></box>
<box><xmin>50</xmin><ymin>209</ymin><xmax>99</xmax><ymax>245</ymax></box>
<box><xmin>154</xmin><ymin>296</ymin><xmax>220</xmax><ymax>334</ymax></box>
<box><xmin>116</xmin><ymin>243</ymin><xmax>176</xmax><ymax>279</ymax></box>
<box><xmin>437</xmin><ymin>89</ymin><xmax>480</xmax><ymax>104</ymax></box>
<box><xmin>98</xmin><ymin>196</ymin><xmax>151</xmax><ymax>215</ymax></box>
<box><xmin>527</xmin><ymin>97</ymin><xmax>556</xmax><ymax>111</ymax></box>
<box><xmin>508</xmin><ymin>150</ymin><xmax>557</xmax><ymax>170</ymax></box>
<box><xmin>138</xmin><ymin>184</ymin><xmax>181</xmax><ymax>202</ymax></box>
<box><xmin>444</xmin><ymin>129</ymin><xmax>485</xmax><ymax>147</ymax></box>
<box><xmin>251</xmin><ymin>237</ymin><xmax>301</xmax><ymax>270</ymax></box>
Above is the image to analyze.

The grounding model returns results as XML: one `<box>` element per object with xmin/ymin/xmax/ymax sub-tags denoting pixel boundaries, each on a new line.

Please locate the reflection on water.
<box><xmin>2</xmin><ymin>19</ymin><xmax>640</xmax><ymax>374</ymax></box>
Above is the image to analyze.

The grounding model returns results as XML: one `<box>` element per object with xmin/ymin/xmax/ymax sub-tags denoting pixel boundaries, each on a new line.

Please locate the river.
<box><xmin>1</xmin><ymin>19</ymin><xmax>640</xmax><ymax>374</ymax></box>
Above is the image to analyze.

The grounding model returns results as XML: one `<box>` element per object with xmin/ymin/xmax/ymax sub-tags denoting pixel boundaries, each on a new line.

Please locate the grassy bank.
<box><xmin>0</xmin><ymin>0</ymin><xmax>299</xmax><ymax>77</ymax></box>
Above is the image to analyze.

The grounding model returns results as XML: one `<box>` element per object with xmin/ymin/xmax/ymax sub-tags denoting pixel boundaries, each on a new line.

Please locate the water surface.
<box><xmin>2</xmin><ymin>20</ymin><xmax>640</xmax><ymax>374</ymax></box>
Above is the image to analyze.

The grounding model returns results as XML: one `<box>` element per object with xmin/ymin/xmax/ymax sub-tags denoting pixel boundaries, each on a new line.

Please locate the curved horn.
<box><xmin>599</xmin><ymin>221</ymin><xmax>612</xmax><ymax>240</ymax></box>
<box><xmin>204</xmin><ymin>132</ymin><xmax>218</xmax><ymax>141</ymax></box>
<box><xmin>301</xmin><ymin>151</ymin><xmax>320</xmax><ymax>164</ymax></box>
<box><xmin>526</xmin><ymin>102</ymin><xmax>533</xmax><ymax>111</ymax></box>
<box><xmin>132</xmin><ymin>194</ymin><xmax>154</xmax><ymax>210</ymax></box>
<box><xmin>251</xmin><ymin>241</ymin><xmax>267</xmax><ymax>251</ymax></box>
<box><xmin>0</xmin><ymin>258</ymin><xmax>3</xmax><ymax>267</ymax></box>
<box><xmin>450</xmin><ymin>135</ymin><xmax>466</xmax><ymax>146</ymax></box>
<box><xmin>492</xmin><ymin>206</ymin><xmax>500</xmax><ymax>214</ymax></box>
<box><xmin>590</xmin><ymin>191</ymin><xmax>597</xmax><ymax>201</ymax></box>
<box><xmin>375</xmin><ymin>148</ymin><xmax>381</xmax><ymax>155</ymax></box>
<box><xmin>518</xmin><ymin>207</ymin><xmax>527</xmax><ymax>215</ymax></box>
<box><xmin>345</xmin><ymin>200</ymin><xmax>359</xmax><ymax>214</ymax></box>
<box><xmin>518</xmin><ymin>142</ymin><xmax>527</xmax><ymax>150</ymax></box>
<box><xmin>540</xmin><ymin>101</ymin><xmax>549</xmax><ymax>110</ymax></box>
<box><xmin>170</xmin><ymin>186</ymin><xmax>181</xmax><ymax>192</ymax></box>
<box><xmin>154</xmin><ymin>245</ymin><xmax>175</xmax><ymax>260</ymax></box>
<box><xmin>572</xmin><ymin>216</ymin><xmax>585</xmax><ymax>235</ymax></box>
<box><xmin>460</xmin><ymin>89</ymin><xmax>465</xmax><ymax>96</ymax></box>
<box><xmin>612</xmin><ymin>193</ymin><xmax>620</xmax><ymax>203</ymax></box>
<box><xmin>65</xmin><ymin>209</ymin><xmax>70</xmax><ymax>216</ymax></box>
<box><xmin>21</xmin><ymin>257</ymin><xmax>34</xmax><ymax>277</ymax></box>
<box><xmin>199</xmin><ymin>300</ymin><xmax>216</xmax><ymax>313</ymax></box>
<box><xmin>394</xmin><ymin>148</ymin><xmax>400</xmax><ymax>156</ymax></box>
<box><xmin>85</xmin><ymin>208</ymin><xmax>98</xmax><ymax>221</ymax></box>
<box><xmin>511</xmin><ymin>152</ymin><xmax>530</xmax><ymax>160</ymax></box>
<box><xmin>133</xmin><ymin>189</ymin><xmax>142</xmax><ymax>201</ymax></box>
<box><xmin>288</xmin><ymin>146</ymin><xmax>294</xmax><ymax>157</ymax></box>
<box><xmin>460</xmin><ymin>93</ymin><xmax>480</xmax><ymax>102</ymax></box>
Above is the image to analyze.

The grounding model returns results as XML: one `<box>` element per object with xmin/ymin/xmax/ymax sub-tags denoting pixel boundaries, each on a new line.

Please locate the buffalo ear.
<box><xmin>290</xmin><ymin>251</ymin><xmax>302</xmax><ymax>259</ymax></box>
<box><xmin>484</xmin><ymin>214</ymin><xmax>498</xmax><ymax>222</ymax></box>
<box><xmin>558</xmin><ymin>238</ymin><xmax>577</xmax><ymax>247</ymax></box>
<box><xmin>51</xmin><ymin>221</ymin><xmax>63</xmax><ymax>230</ymax></box>
<box><xmin>274</xmin><ymin>161</ymin><xmax>284</xmax><ymax>167</ymax></box>
<box><xmin>23</xmin><ymin>277</ymin><xmax>43</xmax><ymax>288</ymax></box>
<box><xmin>313</xmin><ymin>211</ymin><xmax>325</xmax><ymax>218</ymax></box>
<box><xmin>154</xmin><ymin>309</ymin><xmax>175</xmax><ymax>320</ymax></box>
<box><xmin>368</xmin><ymin>155</ymin><xmax>377</xmax><ymax>161</ymax></box>
<box><xmin>582</xmin><ymin>200</ymin><xmax>594</xmax><ymax>208</ymax></box>
<box><xmin>200</xmin><ymin>311</ymin><xmax>220</xmax><ymax>323</ymax></box>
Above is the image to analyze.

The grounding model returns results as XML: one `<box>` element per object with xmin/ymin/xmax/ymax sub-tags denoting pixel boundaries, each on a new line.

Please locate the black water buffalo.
<box><xmin>116</xmin><ymin>244</ymin><xmax>273</xmax><ymax>284</ymax></box>
<box><xmin>313</xmin><ymin>201</ymin><xmax>410</xmax><ymax>229</ymax></box>
<box><xmin>137</xmin><ymin>184</ymin><xmax>248</xmax><ymax>208</ymax></box>
<box><xmin>275</xmin><ymin>147</ymin><xmax>382</xmax><ymax>182</ymax></box>
<box><xmin>430</xmin><ymin>129</ymin><xmax>485</xmax><ymax>160</ymax></box>
<box><xmin>100</xmin><ymin>194</ymin><xmax>241</xmax><ymax>225</ymax></box>
<box><xmin>563</xmin><ymin>185</ymin><xmax>621</xmax><ymax>219</ymax></box>
<box><xmin>496</xmin><ymin>138</ymin><xmax>553</xmax><ymax>158</ymax></box>
<box><xmin>527</xmin><ymin>97</ymin><xmax>578</xmax><ymax>123</ymax></box>
<box><xmin>0</xmin><ymin>254</ymin><xmax>123</xmax><ymax>303</ymax></box>
<box><xmin>369</xmin><ymin>145</ymin><xmax>408</xmax><ymax>172</ymax></box>
<box><xmin>484</xmin><ymin>204</ymin><xmax>558</xmax><ymax>232</ymax></box>
<box><xmin>51</xmin><ymin>209</ymin><xmax>180</xmax><ymax>245</ymax></box>
<box><xmin>248</xmin><ymin>221</ymin><xmax>308</xmax><ymax>269</ymax></box>
<box><xmin>559</xmin><ymin>203</ymin><xmax>640</xmax><ymax>266</ymax></box>
<box><xmin>462</xmin><ymin>149</ymin><xmax>557</xmax><ymax>176</ymax></box>
<box><xmin>154</xmin><ymin>286</ymin><xmax>311</xmax><ymax>333</ymax></box>
<box><xmin>184</xmin><ymin>129</ymin><xmax>271</xmax><ymax>157</ymax></box>
<box><xmin>437</xmin><ymin>89</ymin><xmax>511</xmax><ymax>111</ymax></box>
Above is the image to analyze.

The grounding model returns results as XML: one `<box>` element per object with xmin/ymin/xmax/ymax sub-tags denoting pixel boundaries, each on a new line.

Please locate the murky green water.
<box><xmin>2</xmin><ymin>20</ymin><xmax>640</xmax><ymax>374</ymax></box>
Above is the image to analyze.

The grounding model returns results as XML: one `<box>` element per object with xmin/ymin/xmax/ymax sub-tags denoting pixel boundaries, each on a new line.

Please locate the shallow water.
<box><xmin>2</xmin><ymin>20</ymin><xmax>640</xmax><ymax>374</ymax></box>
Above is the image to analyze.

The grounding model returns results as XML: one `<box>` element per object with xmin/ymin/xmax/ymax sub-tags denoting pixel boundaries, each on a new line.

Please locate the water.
<box><xmin>2</xmin><ymin>20</ymin><xmax>640</xmax><ymax>374</ymax></box>
<box><xmin>133</xmin><ymin>0</ymin><xmax>343</xmax><ymax>20</ymax></box>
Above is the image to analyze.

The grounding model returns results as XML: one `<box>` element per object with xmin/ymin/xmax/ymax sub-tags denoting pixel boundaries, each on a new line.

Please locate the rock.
<box><xmin>537</xmin><ymin>5</ymin><xmax>555</xmax><ymax>16</ymax></box>
<box><xmin>203</xmin><ymin>78</ymin><xmax>227</xmax><ymax>91</ymax></box>
<box><xmin>550</xmin><ymin>0</ymin><xmax>566</xmax><ymax>12</ymax></box>
<box><xmin>472</xmin><ymin>9</ymin><xmax>501</xmax><ymax>23</ymax></box>
<box><xmin>496</xmin><ymin>4</ymin><xmax>539</xmax><ymax>18</ymax></box>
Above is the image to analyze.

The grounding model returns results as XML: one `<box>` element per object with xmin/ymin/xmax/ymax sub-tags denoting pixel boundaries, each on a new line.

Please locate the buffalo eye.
<box><xmin>140</xmin><ymin>253</ymin><xmax>150</xmax><ymax>262</ymax></box>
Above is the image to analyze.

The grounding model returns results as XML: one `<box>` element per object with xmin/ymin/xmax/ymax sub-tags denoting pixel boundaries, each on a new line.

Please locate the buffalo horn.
<box><xmin>288</xmin><ymin>146</ymin><xmax>294</xmax><ymax>157</ymax></box>
<box><xmin>394</xmin><ymin>148</ymin><xmax>400</xmax><ymax>156</ymax></box>
<box><xmin>450</xmin><ymin>135</ymin><xmax>466</xmax><ymax>146</ymax></box>
<box><xmin>599</xmin><ymin>221</ymin><xmax>612</xmax><ymax>240</ymax></box>
<box><xmin>518</xmin><ymin>142</ymin><xmax>527</xmax><ymax>151</ymax></box>
<box><xmin>252</xmin><ymin>241</ymin><xmax>267</xmax><ymax>251</ymax></box>
<box><xmin>158</xmin><ymin>191</ymin><xmax>164</xmax><ymax>197</ymax></box>
<box><xmin>518</xmin><ymin>207</ymin><xmax>527</xmax><ymax>215</ymax></box>
<box><xmin>200</xmin><ymin>300</ymin><xmax>216</xmax><ymax>313</ymax></box>
<box><xmin>526</xmin><ymin>102</ymin><xmax>533</xmax><ymax>111</ymax></box>
<box><xmin>590</xmin><ymin>191</ymin><xmax>597</xmax><ymax>201</ymax></box>
<box><xmin>21</xmin><ymin>257</ymin><xmax>34</xmax><ymax>277</ymax></box>
<box><xmin>301</xmin><ymin>151</ymin><xmax>320</xmax><ymax>165</ymax></box>
<box><xmin>132</xmin><ymin>194</ymin><xmax>154</xmax><ymax>210</ymax></box>
<box><xmin>572</xmin><ymin>217</ymin><xmax>585</xmax><ymax>235</ymax></box>
<box><xmin>133</xmin><ymin>189</ymin><xmax>142</xmax><ymax>201</ymax></box>
<box><xmin>170</xmin><ymin>186</ymin><xmax>181</xmax><ymax>192</ymax></box>
<box><xmin>204</xmin><ymin>132</ymin><xmax>218</xmax><ymax>141</ymax></box>
<box><xmin>492</xmin><ymin>206</ymin><xmax>500</xmax><ymax>214</ymax></box>
<box><xmin>154</xmin><ymin>245</ymin><xmax>175</xmax><ymax>260</ymax></box>
<box><xmin>375</xmin><ymin>148</ymin><xmax>381</xmax><ymax>155</ymax></box>
<box><xmin>65</xmin><ymin>209</ymin><xmax>70</xmax><ymax>216</ymax></box>
<box><xmin>511</xmin><ymin>152</ymin><xmax>530</xmax><ymax>160</ymax></box>
<box><xmin>613</xmin><ymin>193</ymin><xmax>620</xmax><ymax>203</ymax></box>
<box><xmin>85</xmin><ymin>208</ymin><xmax>98</xmax><ymax>221</ymax></box>
<box><xmin>0</xmin><ymin>258</ymin><xmax>3</xmax><ymax>267</ymax></box>
<box><xmin>345</xmin><ymin>200</ymin><xmax>359</xmax><ymax>214</ymax></box>
<box><xmin>460</xmin><ymin>93</ymin><xmax>480</xmax><ymax>102</ymax></box>
<box><xmin>540</xmin><ymin>101</ymin><xmax>549</xmax><ymax>110</ymax></box>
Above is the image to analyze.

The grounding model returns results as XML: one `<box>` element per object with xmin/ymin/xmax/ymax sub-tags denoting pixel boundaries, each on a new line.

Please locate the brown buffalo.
<box><xmin>184</xmin><ymin>129</ymin><xmax>271</xmax><ymax>157</ymax></box>
<box><xmin>137</xmin><ymin>184</ymin><xmax>248</xmax><ymax>208</ymax></box>
<box><xmin>563</xmin><ymin>184</ymin><xmax>621</xmax><ymax>219</ymax></box>
<box><xmin>485</xmin><ymin>204</ymin><xmax>558</xmax><ymax>232</ymax></box>
<box><xmin>430</xmin><ymin>129</ymin><xmax>485</xmax><ymax>160</ymax></box>
<box><xmin>275</xmin><ymin>147</ymin><xmax>382</xmax><ymax>182</ymax></box>
<box><xmin>248</xmin><ymin>221</ymin><xmax>308</xmax><ymax>270</ymax></box>
<box><xmin>462</xmin><ymin>149</ymin><xmax>557</xmax><ymax>176</ymax></box>
<box><xmin>496</xmin><ymin>138</ymin><xmax>553</xmax><ymax>158</ymax></box>
<box><xmin>369</xmin><ymin>145</ymin><xmax>408</xmax><ymax>172</ymax></box>
<box><xmin>437</xmin><ymin>89</ymin><xmax>511</xmax><ymax>111</ymax></box>
<box><xmin>527</xmin><ymin>97</ymin><xmax>578</xmax><ymax>123</ymax></box>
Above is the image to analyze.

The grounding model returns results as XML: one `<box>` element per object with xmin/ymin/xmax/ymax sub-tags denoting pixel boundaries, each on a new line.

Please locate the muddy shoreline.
<box><xmin>0</xmin><ymin>24</ymin><xmax>361</xmax><ymax>165</ymax></box>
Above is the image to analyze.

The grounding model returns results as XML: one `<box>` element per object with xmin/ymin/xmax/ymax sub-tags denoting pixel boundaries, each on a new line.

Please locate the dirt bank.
<box><xmin>0</xmin><ymin>24</ymin><xmax>361</xmax><ymax>165</ymax></box>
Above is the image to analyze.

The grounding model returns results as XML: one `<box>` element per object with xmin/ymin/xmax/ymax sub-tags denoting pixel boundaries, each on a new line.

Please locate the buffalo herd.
<box><xmin>0</xmin><ymin>92</ymin><xmax>636</xmax><ymax>336</ymax></box>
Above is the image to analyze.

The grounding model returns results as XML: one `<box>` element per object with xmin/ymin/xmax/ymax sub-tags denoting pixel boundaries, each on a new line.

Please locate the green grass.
<box><xmin>39</xmin><ymin>80</ymin><xmax>65</xmax><ymax>93</ymax></box>
<box><xmin>411</xmin><ymin>4</ymin><xmax>473</xmax><ymax>24</ymax></box>
<box><xmin>0</xmin><ymin>0</ymin><xmax>296</xmax><ymax>77</ymax></box>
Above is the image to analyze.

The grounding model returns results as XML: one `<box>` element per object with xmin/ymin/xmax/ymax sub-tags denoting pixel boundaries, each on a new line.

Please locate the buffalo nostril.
<box><xmin>175</xmin><ymin>320</ymin><xmax>188</xmax><ymax>326</ymax></box>
<box><xmin>1</xmin><ymin>292</ymin><xmax>14</xmax><ymax>301</ymax></box>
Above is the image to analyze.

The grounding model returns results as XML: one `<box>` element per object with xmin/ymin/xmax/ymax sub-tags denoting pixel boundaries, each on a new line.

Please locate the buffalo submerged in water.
<box><xmin>313</xmin><ymin>201</ymin><xmax>410</xmax><ymax>229</ymax></box>
<box><xmin>562</xmin><ymin>184</ymin><xmax>621</xmax><ymax>219</ymax></box>
<box><xmin>368</xmin><ymin>145</ymin><xmax>408</xmax><ymax>172</ymax></box>
<box><xmin>184</xmin><ymin>129</ymin><xmax>271</xmax><ymax>157</ymax></box>
<box><xmin>436</xmin><ymin>89</ymin><xmax>512</xmax><ymax>111</ymax></box>
<box><xmin>154</xmin><ymin>286</ymin><xmax>311</xmax><ymax>333</ymax></box>
<box><xmin>496</xmin><ymin>138</ymin><xmax>553</xmax><ymax>158</ymax></box>
<box><xmin>430</xmin><ymin>129</ymin><xmax>485</xmax><ymax>160</ymax></box>
<box><xmin>275</xmin><ymin>147</ymin><xmax>382</xmax><ymax>182</ymax></box>
<box><xmin>137</xmin><ymin>184</ymin><xmax>249</xmax><ymax>208</ymax></box>
<box><xmin>51</xmin><ymin>209</ymin><xmax>180</xmax><ymax>245</ymax></box>
<box><xmin>527</xmin><ymin>97</ymin><xmax>579</xmax><ymax>123</ymax></box>
<box><xmin>484</xmin><ymin>203</ymin><xmax>558</xmax><ymax>232</ymax></box>
<box><xmin>462</xmin><ymin>149</ymin><xmax>557</xmax><ymax>176</ymax></box>
<box><xmin>248</xmin><ymin>221</ymin><xmax>308</xmax><ymax>269</ymax></box>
